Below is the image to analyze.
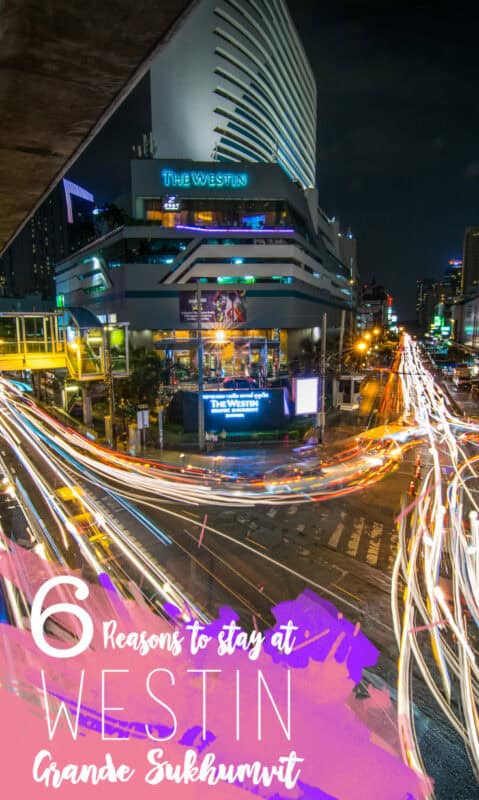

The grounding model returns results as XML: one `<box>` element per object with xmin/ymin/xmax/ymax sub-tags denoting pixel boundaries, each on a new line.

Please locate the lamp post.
<box><xmin>104</xmin><ymin>325</ymin><xmax>116</xmax><ymax>448</ymax></box>
<box><xmin>338</xmin><ymin>308</ymin><xmax>346</xmax><ymax>370</ymax></box>
<box><xmin>196</xmin><ymin>283</ymin><xmax>205</xmax><ymax>451</ymax></box>
<box><xmin>318</xmin><ymin>312</ymin><xmax>327</xmax><ymax>443</ymax></box>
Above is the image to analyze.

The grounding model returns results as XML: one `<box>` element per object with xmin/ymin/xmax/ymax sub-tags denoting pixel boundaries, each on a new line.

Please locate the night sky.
<box><xmin>70</xmin><ymin>0</ymin><xmax>479</xmax><ymax>318</ymax></box>
<box><xmin>289</xmin><ymin>0</ymin><xmax>479</xmax><ymax>317</ymax></box>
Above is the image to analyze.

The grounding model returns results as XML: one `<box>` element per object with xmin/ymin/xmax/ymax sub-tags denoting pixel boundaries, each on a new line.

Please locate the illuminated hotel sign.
<box><xmin>183</xmin><ymin>389</ymin><xmax>287</xmax><ymax>432</ymax></box>
<box><xmin>162</xmin><ymin>195</ymin><xmax>181</xmax><ymax>211</ymax></box>
<box><xmin>161</xmin><ymin>169</ymin><xmax>248</xmax><ymax>190</ymax></box>
<box><xmin>203</xmin><ymin>390</ymin><xmax>270</xmax><ymax>420</ymax></box>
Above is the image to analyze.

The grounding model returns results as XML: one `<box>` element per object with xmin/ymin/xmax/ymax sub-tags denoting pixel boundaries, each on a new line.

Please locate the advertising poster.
<box><xmin>179</xmin><ymin>291</ymin><xmax>247</xmax><ymax>326</ymax></box>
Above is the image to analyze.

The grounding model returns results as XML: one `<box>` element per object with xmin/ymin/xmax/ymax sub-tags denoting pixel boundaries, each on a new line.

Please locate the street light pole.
<box><xmin>104</xmin><ymin>325</ymin><xmax>116</xmax><ymax>449</ymax></box>
<box><xmin>318</xmin><ymin>311</ymin><xmax>327</xmax><ymax>443</ymax></box>
<box><xmin>196</xmin><ymin>283</ymin><xmax>205</xmax><ymax>451</ymax></box>
<box><xmin>338</xmin><ymin>308</ymin><xmax>346</xmax><ymax>370</ymax></box>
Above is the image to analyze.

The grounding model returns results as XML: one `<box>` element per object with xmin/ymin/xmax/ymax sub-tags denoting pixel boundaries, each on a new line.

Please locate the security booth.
<box><xmin>333</xmin><ymin>374</ymin><xmax>365</xmax><ymax>411</ymax></box>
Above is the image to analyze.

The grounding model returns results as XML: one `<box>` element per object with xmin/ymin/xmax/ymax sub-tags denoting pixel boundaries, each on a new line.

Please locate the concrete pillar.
<box><xmin>82</xmin><ymin>387</ymin><xmax>93</xmax><ymax>426</ymax></box>
<box><xmin>104</xmin><ymin>415</ymin><xmax>113</xmax><ymax>446</ymax></box>
<box><xmin>128</xmin><ymin>422</ymin><xmax>140</xmax><ymax>455</ymax></box>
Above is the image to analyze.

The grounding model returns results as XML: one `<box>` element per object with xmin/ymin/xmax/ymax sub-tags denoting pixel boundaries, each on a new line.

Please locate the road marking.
<box><xmin>346</xmin><ymin>516</ymin><xmax>364</xmax><ymax>557</ymax></box>
<box><xmin>331</xmin><ymin>583</ymin><xmax>361</xmax><ymax>602</ymax></box>
<box><xmin>328</xmin><ymin>522</ymin><xmax>344</xmax><ymax>549</ymax></box>
<box><xmin>245</xmin><ymin>536</ymin><xmax>268</xmax><ymax>551</ymax></box>
<box><xmin>198</xmin><ymin>514</ymin><xmax>207</xmax><ymax>548</ymax></box>
<box><xmin>378</xmin><ymin>529</ymin><xmax>398</xmax><ymax>570</ymax></box>
<box><xmin>366</xmin><ymin>522</ymin><xmax>383</xmax><ymax>566</ymax></box>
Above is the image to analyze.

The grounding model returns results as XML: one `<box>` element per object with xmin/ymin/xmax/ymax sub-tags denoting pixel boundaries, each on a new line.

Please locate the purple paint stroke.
<box><xmin>0</xmin><ymin>543</ymin><xmax>432</xmax><ymax>799</ymax></box>
<box><xmin>263</xmin><ymin>590</ymin><xmax>378</xmax><ymax>684</ymax></box>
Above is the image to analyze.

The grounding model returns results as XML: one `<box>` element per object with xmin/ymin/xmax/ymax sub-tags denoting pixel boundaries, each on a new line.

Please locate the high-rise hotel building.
<box><xmin>56</xmin><ymin>0</ymin><xmax>357</xmax><ymax>373</ymax></box>
<box><xmin>150</xmin><ymin>0</ymin><xmax>317</xmax><ymax>191</ymax></box>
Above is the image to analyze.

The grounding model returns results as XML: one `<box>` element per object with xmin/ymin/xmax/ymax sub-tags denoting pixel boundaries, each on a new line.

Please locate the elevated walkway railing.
<box><xmin>0</xmin><ymin>310</ymin><xmax>129</xmax><ymax>380</ymax></box>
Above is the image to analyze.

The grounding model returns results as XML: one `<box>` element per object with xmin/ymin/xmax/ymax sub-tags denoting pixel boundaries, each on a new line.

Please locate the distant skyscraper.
<box><xmin>462</xmin><ymin>227</ymin><xmax>479</xmax><ymax>294</ymax></box>
<box><xmin>0</xmin><ymin>179</ymin><xmax>94</xmax><ymax>298</ymax></box>
<box><xmin>358</xmin><ymin>281</ymin><xmax>391</xmax><ymax>330</ymax></box>
<box><xmin>149</xmin><ymin>0</ymin><xmax>317</xmax><ymax>190</ymax></box>
<box><xmin>416</xmin><ymin>260</ymin><xmax>463</xmax><ymax>333</ymax></box>
<box><xmin>446</xmin><ymin>258</ymin><xmax>463</xmax><ymax>297</ymax></box>
<box><xmin>416</xmin><ymin>277</ymin><xmax>435</xmax><ymax>329</ymax></box>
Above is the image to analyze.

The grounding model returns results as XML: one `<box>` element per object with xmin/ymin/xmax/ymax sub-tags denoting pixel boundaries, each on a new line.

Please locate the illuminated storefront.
<box><xmin>153</xmin><ymin>328</ymin><xmax>284</xmax><ymax>378</ymax></box>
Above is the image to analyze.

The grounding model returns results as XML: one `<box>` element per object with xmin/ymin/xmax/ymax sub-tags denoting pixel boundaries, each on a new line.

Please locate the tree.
<box><xmin>117</xmin><ymin>348</ymin><xmax>162</xmax><ymax>407</ymax></box>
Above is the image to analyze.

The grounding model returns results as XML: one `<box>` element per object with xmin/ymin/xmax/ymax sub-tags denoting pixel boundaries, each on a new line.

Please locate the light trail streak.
<box><xmin>0</xmin><ymin>377</ymin><xmax>403</xmax><ymax>636</ymax></box>
<box><xmin>393</xmin><ymin>334</ymin><xmax>479</xmax><ymax>784</ymax></box>
<box><xmin>0</xmin><ymin>389</ymin><xmax>208</xmax><ymax>629</ymax></box>
<box><xmin>0</xmin><ymin>377</ymin><xmax>410</xmax><ymax>508</ymax></box>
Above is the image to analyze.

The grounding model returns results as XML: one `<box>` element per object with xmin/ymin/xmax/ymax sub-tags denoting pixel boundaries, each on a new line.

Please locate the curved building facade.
<box><xmin>150</xmin><ymin>0</ymin><xmax>317</xmax><ymax>189</ymax></box>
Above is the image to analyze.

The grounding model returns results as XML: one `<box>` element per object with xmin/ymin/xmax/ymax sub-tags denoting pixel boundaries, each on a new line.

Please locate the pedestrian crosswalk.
<box><xmin>224</xmin><ymin>505</ymin><xmax>400</xmax><ymax>575</ymax></box>
<box><xmin>314</xmin><ymin>512</ymin><xmax>397</xmax><ymax>572</ymax></box>
<box><xmin>328</xmin><ymin>522</ymin><xmax>345</xmax><ymax>549</ymax></box>
<box><xmin>346</xmin><ymin>516</ymin><xmax>364</xmax><ymax>558</ymax></box>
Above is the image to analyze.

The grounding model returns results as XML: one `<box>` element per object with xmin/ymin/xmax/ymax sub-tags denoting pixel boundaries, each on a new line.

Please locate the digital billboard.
<box><xmin>295</xmin><ymin>377</ymin><xmax>319</xmax><ymax>415</ymax></box>
<box><xmin>181</xmin><ymin>389</ymin><xmax>288</xmax><ymax>432</ymax></box>
<box><xmin>179</xmin><ymin>290</ymin><xmax>246</xmax><ymax>326</ymax></box>
<box><xmin>204</xmin><ymin>390</ymin><xmax>270</xmax><ymax>422</ymax></box>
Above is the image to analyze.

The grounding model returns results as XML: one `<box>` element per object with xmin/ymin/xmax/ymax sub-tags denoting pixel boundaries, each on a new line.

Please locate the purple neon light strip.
<box><xmin>175</xmin><ymin>225</ymin><xmax>295</xmax><ymax>234</ymax></box>
<box><xmin>63</xmin><ymin>178</ymin><xmax>94</xmax><ymax>224</ymax></box>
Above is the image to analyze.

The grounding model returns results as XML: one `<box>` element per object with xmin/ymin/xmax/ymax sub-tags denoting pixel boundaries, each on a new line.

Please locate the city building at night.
<box><xmin>54</xmin><ymin>0</ymin><xmax>356</xmax><ymax>377</ymax></box>
<box><xmin>462</xmin><ymin>227</ymin><xmax>479</xmax><ymax>294</ymax></box>
<box><xmin>0</xmin><ymin>179</ymin><xmax>95</xmax><ymax>299</ymax></box>
<box><xmin>452</xmin><ymin>295</ymin><xmax>479</xmax><ymax>347</ymax></box>
<box><xmin>356</xmin><ymin>281</ymin><xmax>392</xmax><ymax>331</ymax></box>
<box><xmin>452</xmin><ymin>228</ymin><xmax>479</xmax><ymax>346</ymax></box>
<box><xmin>417</xmin><ymin>259</ymin><xmax>463</xmax><ymax>339</ymax></box>
<box><xmin>55</xmin><ymin>159</ymin><xmax>353</xmax><ymax>375</ymax></box>
<box><xmin>446</xmin><ymin>257</ymin><xmax>463</xmax><ymax>298</ymax></box>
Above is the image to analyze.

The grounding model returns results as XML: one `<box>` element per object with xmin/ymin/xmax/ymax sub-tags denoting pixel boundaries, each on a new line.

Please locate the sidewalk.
<box><xmin>140</xmin><ymin>444</ymin><xmax>318</xmax><ymax>477</ymax></box>
<box><xmin>422</xmin><ymin>351</ymin><xmax>479</xmax><ymax>419</ymax></box>
<box><xmin>136</xmin><ymin>412</ymin><xmax>364</xmax><ymax>476</ymax></box>
<box><xmin>434</xmin><ymin>372</ymin><xmax>479</xmax><ymax>419</ymax></box>
<box><xmin>46</xmin><ymin>401</ymin><xmax>367</xmax><ymax>477</ymax></box>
